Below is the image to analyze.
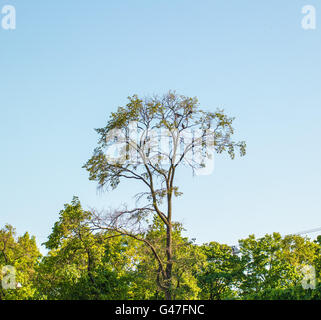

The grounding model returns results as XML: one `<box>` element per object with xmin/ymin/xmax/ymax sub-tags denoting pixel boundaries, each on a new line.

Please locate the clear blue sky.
<box><xmin>1</xmin><ymin>0</ymin><xmax>321</xmax><ymax>251</ymax></box>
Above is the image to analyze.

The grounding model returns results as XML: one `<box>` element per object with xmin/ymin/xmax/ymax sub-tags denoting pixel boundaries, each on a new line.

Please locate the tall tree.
<box><xmin>84</xmin><ymin>91</ymin><xmax>246</xmax><ymax>299</ymax></box>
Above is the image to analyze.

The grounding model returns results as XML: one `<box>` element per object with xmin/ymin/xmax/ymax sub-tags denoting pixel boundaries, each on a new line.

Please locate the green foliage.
<box><xmin>2</xmin><ymin>213</ymin><xmax>321</xmax><ymax>301</ymax></box>
<box><xmin>130</xmin><ymin>216</ymin><xmax>203</xmax><ymax>300</ymax></box>
<box><xmin>238</xmin><ymin>233</ymin><xmax>319</xmax><ymax>297</ymax></box>
<box><xmin>0</xmin><ymin>225</ymin><xmax>41</xmax><ymax>300</ymax></box>
<box><xmin>196</xmin><ymin>242</ymin><xmax>242</xmax><ymax>300</ymax></box>
<box><xmin>83</xmin><ymin>91</ymin><xmax>246</xmax><ymax>193</ymax></box>
<box><xmin>244</xmin><ymin>284</ymin><xmax>321</xmax><ymax>300</ymax></box>
<box><xmin>35</xmin><ymin>197</ymin><xmax>134</xmax><ymax>300</ymax></box>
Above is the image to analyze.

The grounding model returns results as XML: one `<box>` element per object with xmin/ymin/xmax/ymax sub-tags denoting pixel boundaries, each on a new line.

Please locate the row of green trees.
<box><xmin>1</xmin><ymin>197</ymin><xmax>320</xmax><ymax>300</ymax></box>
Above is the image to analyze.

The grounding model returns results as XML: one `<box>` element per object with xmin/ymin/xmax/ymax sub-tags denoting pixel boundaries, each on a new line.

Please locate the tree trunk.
<box><xmin>164</xmin><ymin>167</ymin><xmax>174</xmax><ymax>300</ymax></box>
<box><xmin>164</xmin><ymin>223</ymin><xmax>173</xmax><ymax>300</ymax></box>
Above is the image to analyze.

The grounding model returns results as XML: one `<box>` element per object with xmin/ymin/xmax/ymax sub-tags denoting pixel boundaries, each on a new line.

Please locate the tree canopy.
<box><xmin>2</xmin><ymin>198</ymin><xmax>321</xmax><ymax>300</ymax></box>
